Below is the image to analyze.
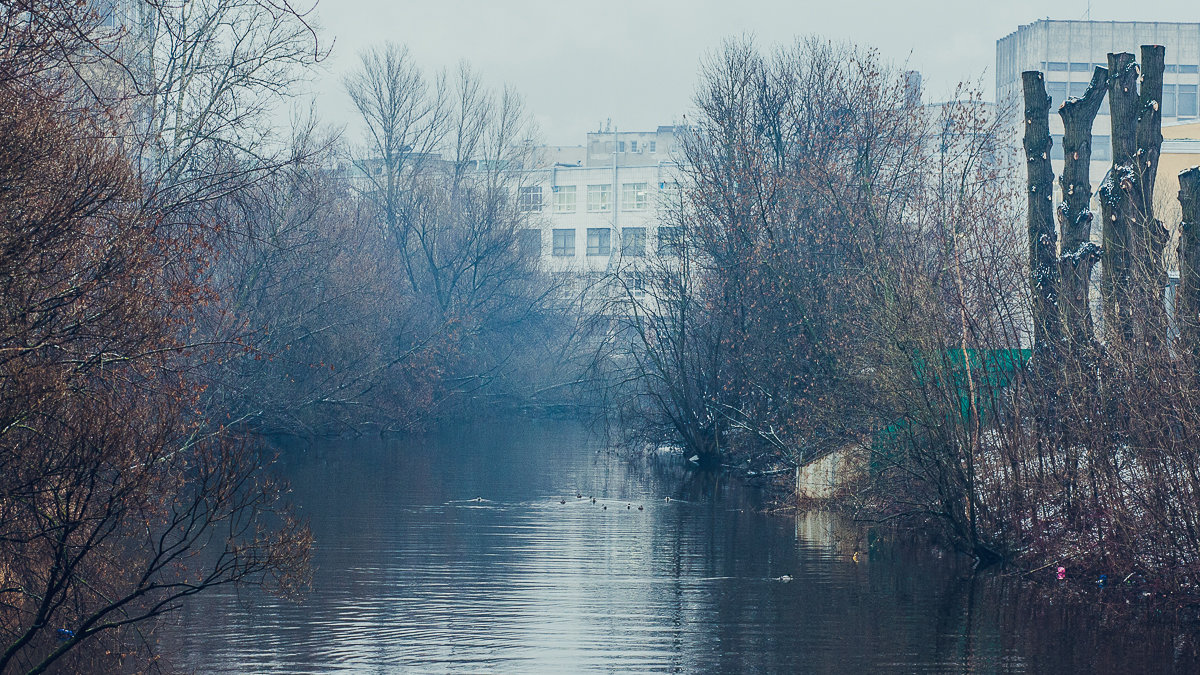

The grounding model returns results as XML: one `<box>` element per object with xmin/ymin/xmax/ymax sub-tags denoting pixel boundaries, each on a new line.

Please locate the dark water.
<box><xmin>163</xmin><ymin>419</ymin><xmax>1200</xmax><ymax>673</ymax></box>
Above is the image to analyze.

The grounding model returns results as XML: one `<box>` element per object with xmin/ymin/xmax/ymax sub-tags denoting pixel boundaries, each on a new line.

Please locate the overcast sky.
<box><xmin>304</xmin><ymin>0</ymin><xmax>1198</xmax><ymax>146</ymax></box>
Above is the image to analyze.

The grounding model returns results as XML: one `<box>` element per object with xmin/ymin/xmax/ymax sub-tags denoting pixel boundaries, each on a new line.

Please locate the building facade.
<box><xmin>997</xmin><ymin>20</ymin><xmax>1200</xmax><ymax>180</ymax></box>
<box><xmin>519</xmin><ymin>126</ymin><xmax>686</xmax><ymax>298</ymax></box>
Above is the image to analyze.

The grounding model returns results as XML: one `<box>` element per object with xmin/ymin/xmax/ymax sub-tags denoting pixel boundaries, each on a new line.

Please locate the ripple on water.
<box><xmin>160</xmin><ymin>421</ymin><xmax>1200</xmax><ymax>674</ymax></box>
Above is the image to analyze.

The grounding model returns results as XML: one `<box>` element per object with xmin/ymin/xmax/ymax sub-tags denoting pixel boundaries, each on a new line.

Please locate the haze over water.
<box><xmin>162</xmin><ymin>420</ymin><xmax>1200</xmax><ymax>673</ymax></box>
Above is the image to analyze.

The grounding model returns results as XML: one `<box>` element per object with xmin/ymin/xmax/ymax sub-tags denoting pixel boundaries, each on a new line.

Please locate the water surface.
<box><xmin>163</xmin><ymin>419</ymin><xmax>1200</xmax><ymax>673</ymax></box>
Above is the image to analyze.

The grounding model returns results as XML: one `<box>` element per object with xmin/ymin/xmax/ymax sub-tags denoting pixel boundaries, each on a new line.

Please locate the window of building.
<box><xmin>658</xmin><ymin>226</ymin><xmax>682</xmax><ymax>255</ymax></box>
<box><xmin>554</xmin><ymin>185</ymin><xmax>576</xmax><ymax>212</ymax></box>
<box><xmin>1069</xmin><ymin>62</ymin><xmax>1091</xmax><ymax>72</ymax></box>
<box><xmin>622</xmin><ymin>182</ymin><xmax>648</xmax><ymax>210</ymax></box>
<box><xmin>552</xmin><ymin>229</ymin><xmax>575</xmax><ymax>256</ymax></box>
<box><xmin>1180</xmin><ymin>84</ymin><xmax>1199</xmax><ymax>118</ymax></box>
<box><xmin>1047</xmin><ymin>61</ymin><xmax>1069</xmax><ymax>71</ymax></box>
<box><xmin>621</xmin><ymin>227</ymin><xmax>646</xmax><ymax>256</ymax></box>
<box><xmin>96</xmin><ymin>0</ymin><xmax>119</xmax><ymax>26</ymax></box>
<box><xmin>649</xmin><ymin>141</ymin><xmax>656</xmax><ymax>153</ymax></box>
<box><xmin>627</xmin><ymin>270</ymin><xmax>645</xmax><ymax>294</ymax></box>
<box><xmin>1164</xmin><ymin>83</ymin><xmax>1178</xmax><ymax>117</ymax></box>
<box><xmin>1167</xmin><ymin>64</ymin><xmax>1180</xmax><ymax>74</ymax></box>
<box><xmin>1045</xmin><ymin>81</ymin><xmax>1068</xmax><ymax>108</ymax></box>
<box><xmin>658</xmin><ymin>181</ymin><xmax>681</xmax><ymax>209</ymax></box>
<box><xmin>518</xmin><ymin>186</ymin><xmax>543</xmax><ymax>212</ymax></box>
<box><xmin>1092</xmin><ymin>135</ymin><xmax>1112</xmax><ymax>162</ymax></box>
<box><xmin>1050</xmin><ymin>134</ymin><xmax>1064</xmax><ymax>161</ymax></box>
<box><xmin>587</xmin><ymin>184</ymin><xmax>611</xmax><ymax>212</ymax></box>
<box><xmin>518</xmin><ymin>229</ymin><xmax>541</xmax><ymax>257</ymax></box>
<box><xmin>1182</xmin><ymin>65</ymin><xmax>1200</xmax><ymax>74</ymax></box>
<box><xmin>618</xmin><ymin>141</ymin><xmax>626</xmax><ymax>153</ymax></box>
<box><xmin>631</xmin><ymin>140</ymin><xmax>639</xmax><ymax>153</ymax></box>
<box><xmin>552</xmin><ymin>272</ymin><xmax>575</xmax><ymax>293</ymax></box>
<box><xmin>587</xmin><ymin>228</ymin><xmax>611</xmax><ymax>256</ymax></box>
<box><xmin>584</xmin><ymin>272</ymin><xmax>605</xmax><ymax>292</ymax></box>
<box><xmin>1068</xmin><ymin>81</ymin><xmax>1089</xmax><ymax>99</ymax></box>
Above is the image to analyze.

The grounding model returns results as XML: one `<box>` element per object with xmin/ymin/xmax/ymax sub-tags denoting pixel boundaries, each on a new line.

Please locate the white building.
<box><xmin>518</xmin><ymin>126</ymin><xmax>687</xmax><ymax>298</ymax></box>
<box><xmin>996</xmin><ymin>20</ymin><xmax>1200</xmax><ymax>180</ymax></box>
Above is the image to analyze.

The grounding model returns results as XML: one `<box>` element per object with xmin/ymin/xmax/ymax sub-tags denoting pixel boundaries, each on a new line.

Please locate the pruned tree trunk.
<box><xmin>1100</xmin><ymin>52</ymin><xmax>1139</xmax><ymax>346</ymax></box>
<box><xmin>1177</xmin><ymin>167</ymin><xmax>1200</xmax><ymax>362</ymax></box>
<box><xmin>1057</xmin><ymin>66</ymin><xmax>1108</xmax><ymax>353</ymax></box>
<box><xmin>1023</xmin><ymin>71</ymin><xmax>1061</xmax><ymax>359</ymax></box>
<box><xmin>1133</xmin><ymin>45</ymin><xmax>1169</xmax><ymax>352</ymax></box>
<box><xmin>1100</xmin><ymin>48</ymin><xmax>1168</xmax><ymax>355</ymax></box>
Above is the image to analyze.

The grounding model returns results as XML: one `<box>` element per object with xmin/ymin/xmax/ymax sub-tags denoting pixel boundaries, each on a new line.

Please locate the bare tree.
<box><xmin>120</xmin><ymin>0</ymin><xmax>328</xmax><ymax>205</ymax></box>
<box><xmin>344</xmin><ymin>46</ymin><xmax>564</xmax><ymax>423</ymax></box>
<box><xmin>598</xmin><ymin>38</ymin><xmax>934</xmax><ymax>472</ymax></box>
<box><xmin>344</xmin><ymin>42</ymin><xmax>446</xmax><ymax>287</ymax></box>
<box><xmin>0</xmin><ymin>16</ymin><xmax>310</xmax><ymax>670</ymax></box>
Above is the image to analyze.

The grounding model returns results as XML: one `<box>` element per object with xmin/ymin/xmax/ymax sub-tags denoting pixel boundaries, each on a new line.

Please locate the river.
<box><xmin>160</xmin><ymin>419</ymin><xmax>1200</xmax><ymax>673</ymax></box>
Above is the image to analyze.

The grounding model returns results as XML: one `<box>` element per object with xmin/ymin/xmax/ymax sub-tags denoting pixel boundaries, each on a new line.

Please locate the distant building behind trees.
<box><xmin>996</xmin><ymin>20</ymin><xmax>1200</xmax><ymax>182</ymax></box>
<box><xmin>520</xmin><ymin>125</ymin><xmax>687</xmax><ymax>302</ymax></box>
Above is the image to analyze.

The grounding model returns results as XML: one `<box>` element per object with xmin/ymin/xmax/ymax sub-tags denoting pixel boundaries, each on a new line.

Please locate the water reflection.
<box><xmin>160</xmin><ymin>419</ymin><xmax>1200</xmax><ymax>673</ymax></box>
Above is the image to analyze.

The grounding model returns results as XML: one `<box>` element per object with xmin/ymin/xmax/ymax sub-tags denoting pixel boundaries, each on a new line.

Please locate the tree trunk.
<box><xmin>1100</xmin><ymin>48</ymin><xmax>1168</xmax><ymax>354</ymax></box>
<box><xmin>1177</xmin><ymin>167</ymin><xmax>1200</xmax><ymax>362</ymax></box>
<box><xmin>1133</xmin><ymin>45</ymin><xmax>1169</xmax><ymax>352</ymax></box>
<box><xmin>1023</xmin><ymin>71</ymin><xmax>1061</xmax><ymax>360</ymax></box>
<box><xmin>1057</xmin><ymin>66</ymin><xmax>1108</xmax><ymax>353</ymax></box>
<box><xmin>1100</xmin><ymin>52</ymin><xmax>1139</xmax><ymax>347</ymax></box>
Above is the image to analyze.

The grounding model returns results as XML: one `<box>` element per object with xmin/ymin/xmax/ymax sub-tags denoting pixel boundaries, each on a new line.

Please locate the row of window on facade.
<box><xmin>517</xmin><ymin>182</ymin><xmax>679</xmax><ymax>213</ymax></box>
<box><xmin>615</xmin><ymin>139</ymin><xmax>656</xmax><ymax>153</ymax></box>
<box><xmin>518</xmin><ymin>227</ymin><xmax>682</xmax><ymax>257</ymax></box>
<box><xmin>1043</xmin><ymin>61</ymin><xmax>1200</xmax><ymax>74</ymax></box>
<box><xmin>1048</xmin><ymin>134</ymin><xmax>1114</xmax><ymax>162</ymax></box>
<box><xmin>591</xmin><ymin>139</ymin><xmax>660</xmax><ymax>154</ymax></box>
<box><xmin>1046</xmin><ymin>80</ymin><xmax>1200</xmax><ymax>118</ymax></box>
<box><xmin>551</xmin><ymin>271</ymin><xmax>648</xmax><ymax>300</ymax></box>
